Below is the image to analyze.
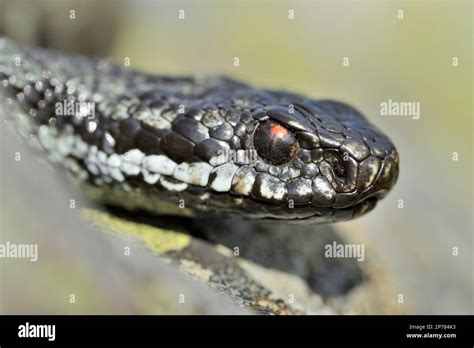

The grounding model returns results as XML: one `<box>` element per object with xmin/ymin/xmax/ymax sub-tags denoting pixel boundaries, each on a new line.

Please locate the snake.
<box><xmin>0</xmin><ymin>38</ymin><xmax>399</xmax><ymax>225</ymax></box>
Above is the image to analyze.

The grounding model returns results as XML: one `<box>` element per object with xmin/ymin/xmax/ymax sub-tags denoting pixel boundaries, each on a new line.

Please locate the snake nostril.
<box><xmin>323</xmin><ymin>149</ymin><xmax>347</xmax><ymax>181</ymax></box>
<box><xmin>333</xmin><ymin>159</ymin><xmax>346</xmax><ymax>179</ymax></box>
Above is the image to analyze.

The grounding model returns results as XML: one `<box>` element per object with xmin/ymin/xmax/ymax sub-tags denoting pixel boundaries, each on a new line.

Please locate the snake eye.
<box><xmin>253</xmin><ymin>121</ymin><xmax>298</xmax><ymax>165</ymax></box>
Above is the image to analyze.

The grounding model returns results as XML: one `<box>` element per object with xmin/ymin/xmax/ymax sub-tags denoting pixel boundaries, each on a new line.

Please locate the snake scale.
<box><xmin>0</xmin><ymin>38</ymin><xmax>399</xmax><ymax>225</ymax></box>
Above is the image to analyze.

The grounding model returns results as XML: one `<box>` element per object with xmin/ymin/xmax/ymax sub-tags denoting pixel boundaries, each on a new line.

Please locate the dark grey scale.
<box><xmin>228</xmin><ymin>135</ymin><xmax>241</xmax><ymax>150</ymax></box>
<box><xmin>248</xmin><ymin>103</ymin><xmax>264</xmax><ymax>111</ymax></box>
<box><xmin>265</xmin><ymin>105</ymin><xmax>313</xmax><ymax>132</ymax></box>
<box><xmin>172</xmin><ymin>116</ymin><xmax>207</xmax><ymax>143</ymax></box>
<box><xmin>317</xmin><ymin>109</ymin><xmax>337</xmax><ymax>121</ymax></box>
<box><xmin>0</xmin><ymin>76</ymin><xmax>18</xmax><ymax>98</ymax></box>
<box><xmin>293</xmin><ymin>102</ymin><xmax>325</xmax><ymax>126</ymax></box>
<box><xmin>340</xmin><ymin>156</ymin><xmax>358</xmax><ymax>192</ymax></box>
<box><xmin>297</xmin><ymin>149</ymin><xmax>312</xmax><ymax>163</ymax></box>
<box><xmin>311</xmin><ymin>148</ymin><xmax>324</xmax><ymax>163</ymax></box>
<box><xmin>322</xmin><ymin>121</ymin><xmax>345</xmax><ymax>133</ymax></box>
<box><xmin>127</xmin><ymin>103</ymin><xmax>143</xmax><ymax>115</ymax></box>
<box><xmin>145</xmin><ymin>98</ymin><xmax>165</xmax><ymax>110</ymax></box>
<box><xmin>106</xmin><ymin>120</ymin><xmax>121</xmax><ymax>140</ymax></box>
<box><xmin>35</xmin><ymin>100</ymin><xmax>57</xmax><ymax>125</ymax></box>
<box><xmin>368</xmin><ymin>139</ymin><xmax>388</xmax><ymax>159</ymax></box>
<box><xmin>89</xmin><ymin>127</ymin><xmax>104</xmax><ymax>149</ymax></box>
<box><xmin>114</xmin><ymin>93</ymin><xmax>136</xmax><ymax>106</ymax></box>
<box><xmin>183</xmin><ymin>106</ymin><xmax>202</xmax><ymax>119</ymax></box>
<box><xmin>194</xmin><ymin>138</ymin><xmax>227</xmax><ymax>162</ymax></box>
<box><xmin>311</xmin><ymin>176</ymin><xmax>336</xmax><ymax>207</ymax></box>
<box><xmin>288</xmin><ymin>178</ymin><xmax>313</xmax><ymax>205</ymax></box>
<box><xmin>23</xmin><ymin>84</ymin><xmax>42</xmax><ymax>105</ymax></box>
<box><xmin>318</xmin><ymin>129</ymin><xmax>345</xmax><ymax>148</ymax></box>
<box><xmin>278</xmin><ymin>167</ymin><xmax>293</xmax><ymax>182</ymax></box>
<box><xmin>288</xmin><ymin>167</ymin><xmax>300</xmax><ymax>179</ymax></box>
<box><xmin>251</xmin><ymin>174</ymin><xmax>288</xmax><ymax>202</ymax></box>
<box><xmin>161</xmin><ymin>105</ymin><xmax>181</xmax><ymax>122</ymax></box>
<box><xmin>251</xmin><ymin>108</ymin><xmax>269</xmax><ymax>121</ymax></box>
<box><xmin>209</xmin><ymin>122</ymin><xmax>234</xmax><ymax>141</ymax></box>
<box><xmin>333</xmin><ymin>191</ymin><xmax>359</xmax><ymax>209</ymax></box>
<box><xmin>201</xmin><ymin>110</ymin><xmax>224</xmax><ymax>128</ymax></box>
<box><xmin>159</xmin><ymin>131</ymin><xmax>195</xmax><ymax>163</ymax></box>
<box><xmin>135</xmin><ymin>89</ymin><xmax>160</xmax><ymax>102</ymax></box>
<box><xmin>224</xmin><ymin>109</ymin><xmax>241</xmax><ymax>126</ymax></box>
<box><xmin>142</xmin><ymin>122</ymin><xmax>170</xmax><ymax>139</ymax></box>
<box><xmin>233</xmin><ymin>122</ymin><xmax>246</xmax><ymax>137</ymax></box>
<box><xmin>239</xmin><ymin>111</ymin><xmax>253</xmax><ymax>124</ymax></box>
<box><xmin>292</xmin><ymin>157</ymin><xmax>304</xmax><ymax>169</ymax></box>
<box><xmin>119</xmin><ymin>118</ymin><xmax>141</xmax><ymax>137</ymax></box>
<box><xmin>112</xmin><ymin>118</ymin><xmax>141</xmax><ymax>154</ymax></box>
<box><xmin>375</xmin><ymin>154</ymin><xmax>398</xmax><ymax>190</ymax></box>
<box><xmin>376</xmin><ymin>136</ymin><xmax>394</xmax><ymax>156</ymax></box>
<box><xmin>301</xmin><ymin>163</ymin><xmax>318</xmax><ymax>179</ymax></box>
<box><xmin>362</xmin><ymin>133</ymin><xmax>378</xmax><ymax>147</ymax></box>
<box><xmin>11</xmin><ymin>78</ymin><xmax>60</xmax><ymax>125</ymax></box>
<box><xmin>268</xmin><ymin>166</ymin><xmax>281</xmax><ymax>177</ymax></box>
<box><xmin>238</xmin><ymin>133</ymin><xmax>252</xmax><ymax>148</ymax></box>
<box><xmin>364</xmin><ymin>129</ymin><xmax>383</xmax><ymax>147</ymax></box>
<box><xmin>318</xmin><ymin>161</ymin><xmax>336</xmax><ymax>188</ymax></box>
<box><xmin>245</xmin><ymin>120</ymin><xmax>258</xmax><ymax>133</ymax></box>
<box><xmin>53</xmin><ymin>108</ymin><xmax>70</xmax><ymax>129</ymax></box>
<box><xmin>201</xmin><ymin>101</ymin><xmax>217</xmax><ymax>110</ymax></box>
<box><xmin>357</xmin><ymin>156</ymin><xmax>381</xmax><ymax>192</ymax></box>
<box><xmin>184</xmin><ymin>155</ymin><xmax>206</xmax><ymax>163</ymax></box>
<box><xmin>340</xmin><ymin>138</ymin><xmax>370</xmax><ymax>161</ymax></box>
<box><xmin>217</xmin><ymin>107</ymin><xmax>229</xmax><ymax>118</ymax></box>
<box><xmin>134</xmin><ymin>128</ymin><xmax>162</xmax><ymax>155</ymax></box>
<box><xmin>44</xmin><ymin>82</ymin><xmax>60</xmax><ymax>101</ymax></box>
<box><xmin>295</xmin><ymin>131</ymin><xmax>320</xmax><ymax>150</ymax></box>
<box><xmin>215</xmin><ymin>98</ymin><xmax>230</xmax><ymax>109</ymax></box>
<box><xmin>342</xmin><ymin>127</ymin><xmax>363</xmax><ymax>139</ymax></box>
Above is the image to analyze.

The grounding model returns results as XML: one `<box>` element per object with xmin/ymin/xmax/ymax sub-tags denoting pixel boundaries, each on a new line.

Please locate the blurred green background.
<box><xmin>0</xmin><ymin>0</ymin><xmax>472</xmax><ymax>314</ymax></box>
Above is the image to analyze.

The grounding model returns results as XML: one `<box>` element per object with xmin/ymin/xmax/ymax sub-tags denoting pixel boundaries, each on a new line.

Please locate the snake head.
<box><xmin>0</xmin><ymin>38</ymin><xmax>399</xmax><ymax>224</ymax></box>
<box><xmin>218</xmin><ymin>96</ymin><xmax>400</xmax><ymax>222</ymax></box>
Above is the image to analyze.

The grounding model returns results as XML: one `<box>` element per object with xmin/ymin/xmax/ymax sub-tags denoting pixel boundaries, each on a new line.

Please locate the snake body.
<box><xmin>0</xmin><ymin>38</ymin><xmax>399</xmax><ymax>224</ymax></box>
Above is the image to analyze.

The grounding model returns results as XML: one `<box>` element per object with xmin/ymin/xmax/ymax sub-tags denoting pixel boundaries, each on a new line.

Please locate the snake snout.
<box><xmin>314</xmin><ymin>132</ymin><xmax>399</xmax><ymax>209</ymax></box>
<box><xmin>356</xmin><ymin>149</ymin><xmax>399</xmax><ymax>204</ymax></box>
